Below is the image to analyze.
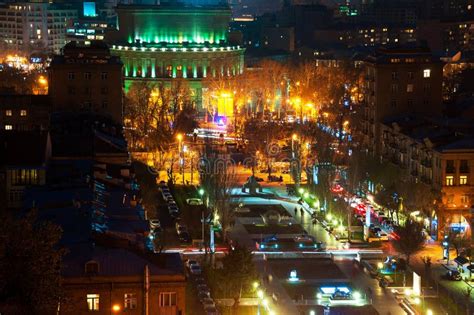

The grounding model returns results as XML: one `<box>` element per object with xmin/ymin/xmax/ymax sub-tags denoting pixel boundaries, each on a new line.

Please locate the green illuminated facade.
<box><xmin>108</xmin><ymin>4</ymin><xmax>245</xmax><ymax>109</ymax></box>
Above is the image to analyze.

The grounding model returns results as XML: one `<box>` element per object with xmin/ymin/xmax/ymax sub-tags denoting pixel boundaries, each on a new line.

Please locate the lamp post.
<box><xmin>177</xmin><ymin>133</ymin><xmax>183</xmax><ymax>184</ymax></box>
<box><xmin>199</xmin><ymin>188</ymin><xmax>205</xmax><ymax>250</ymax></box>
<box><xmin>291</xmin><ymin>134</ymin><xmax>298</xmax><ymax>158</ymax></box>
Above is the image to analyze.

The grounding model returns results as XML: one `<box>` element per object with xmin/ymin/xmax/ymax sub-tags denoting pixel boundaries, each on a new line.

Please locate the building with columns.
<box><xmin>107</xmin><ymin>2</ymin><xmax>245</xmax><ymax>110</ymax></box>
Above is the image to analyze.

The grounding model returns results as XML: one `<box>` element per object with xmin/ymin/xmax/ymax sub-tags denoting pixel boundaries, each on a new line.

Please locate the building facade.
<box><xmin>107</xmin><ymin>3</ymin><xmax>245</xmax><ymax>110</ymax></box>
<box><xmin>0</xmin><ymin>2</ymin><xmax>78</xmax><ymax>55</ymax></box>
<box><xmin>0</xmin><ymin>94</ymin><xmax>50</xmax><ymax>131</ymax></box>
<box><xmin>48</xmin><ymin>41</ymin><xmax>123</xmax><ymax>123</ymax></box>
<box><xmin>360</xmin><ymin>47</ymin><xmax>444</xmax><ymax>154</ymax></box>
<box><xmin>61</xmin><ymin>248</ymin><xmax>186</xmax><ymax>315</ymax></box>
<box><xmin>379</xmin><ymin>117</ymin><xmax>474</xmax><ymax>239</ymax></box>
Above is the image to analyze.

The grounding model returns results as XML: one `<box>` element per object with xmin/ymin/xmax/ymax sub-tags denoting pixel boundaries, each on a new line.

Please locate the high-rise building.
<box><xmin>48</xmin><ymin>41</ymin><xmax>123</xmax><ymax>123</ymax></box>
<box><xmin>0</xmin><ymin>2</ymin><xmax>78</xmax><ymax>55</ymax></box>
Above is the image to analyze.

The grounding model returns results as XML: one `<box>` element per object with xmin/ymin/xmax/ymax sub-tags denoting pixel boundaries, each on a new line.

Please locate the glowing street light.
<box><xmin>199</xmin><ymin>188</ymin><xmax>205</xmax><ymax>196</ymax></box>
<box><xmin>426</xmin><ymin>310</ymin><xmax>433</xmax><ymax>315</ymax></box>
<box><xmin>112</xmin><ymin>304</ymin><xmax>121</xmax><ymax>312</ymax></box>
<box><xmin>253</xmin><ymin>281</ymin><xmax>259</xmax><ymax>290</ymax></box>
<box><xmin>257</xmin><ymin>290</ymin><xmax>264</xmax><ymax>299</ymax></box>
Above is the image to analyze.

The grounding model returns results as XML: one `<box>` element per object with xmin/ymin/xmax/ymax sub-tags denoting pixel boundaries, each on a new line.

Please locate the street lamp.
<box><xmin>177</xmin><ymin>133</ymin><xmax>184</xmax><ymax>184</ymax></box>
<box><xmin>112</xmin><ymin>304</ymin><xmax>121</xmax><ymax>313</ymax></box>
<box><xmin>291</xmin><ymin>133</ymin><xmax>298</xmax><ymax>159</ymax></box>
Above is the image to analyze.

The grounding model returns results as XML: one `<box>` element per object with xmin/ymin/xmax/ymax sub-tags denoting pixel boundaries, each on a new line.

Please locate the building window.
<box><xmin>5</xmin><ymin>109</ymin><xmax>12</xmax><ymax>116</ymax></box>
<box><xmin>446</xmin><ymin>160</ymin><xmax>455</xmax><ymax>173</ymax></box>
<box><xmin>84</xmin><ymin>101</ymin><xmax>92</xmax><ymax>108</ymax></box>
<box><xmin>101</xmin><ymin>87</ymin><xmax>108</xmax><ymax>95</ymax></box>
<box><xmin>5</xmin><ymin>124</ymin><xmax>12</xmax><ymax>130</ymax></box>
<box><xmin>159</xmin><ymin>292</ymin><xmax>177</xmax><ymax>307</ymax></box>
<box><xmin>84</xmin><ymin>87</ymin><xmax>90</xmax><ymax>95</ymax></box>
<box><xmin>408</xmin><ymin>99</ymin><xmax>414</xmax><ymax>107</ymax></box>
<box><xmin>423</xmin><ymin>69</ymin><xmax>431</xmax><ymax>78</ymax></box>
<box><xmin>100</xmin><ymin>72</ymin><xmax>107</xmax><ymax>80</ymax></box>
<box><xmin>408</xmin><ymin>71</ymin><xmax>414</xmax><ymax>79</ymax></box>
<box><xmin>391</xmin><ymin>83</ymin><xmax>398</xmax><ymax>93</ymax></box>
<box><xmin>84</xmin><ymin>72</ymin><xmax>91</xmax><ymax>80</ymax></box>
<box><xmin>85</xmin><ymin>261</ymin><xmax>99</xmax><ymax>274</ymax></box>
<box><xmin>447</xmin><ymin>194</ymin><xmax>454</xmax><ymax>204</ymax></box>
<box><xmin>68</xmin><ymin>72</ymin><xmax>75</xmax><ymax>80</ymax></box>
<box><xmin>391</xmin><ymin>71</ymin><xmax>398</xmax><ymax>80</ymax></box>
<box><xmin>446</xmin><ymin>175</ymin><xmax>454</xmax><ymax>186</ymax></box>
<box><xmin>423</xmin><ymin>83</ymin><xmax>430</xmax><ymax>93</ymax></box>
<box><xmin>391</xmin><ymin>99</ymin><xmax>397</xmax><ymax>108</ymax></box>
<box><xmin>407</xmin><ymin>84</ymin><xmax>414</xmax><ymax>92</ymax></box>
<box><xmin>460</xmin><ymin>160</ymin><xmax>469</xmax><ymax>173</ymax></box>
<box><xmin>10</xmin><ymin>169</ymin><xmax>38</xmax><ymax>185</ymax></box>
<box><xmin>461</xmin><ymin>195</ymin><xmax>469</xmax><ymax>204</ymax></box>
<box><xmin>87</xmin><ymin>294</ymin><xmax>100</xmax><ymax>311</ymax></box>
<box><xmin>20</xmin><ymin>109</ymin><xmax>27</xmax><ymax>116</ymax></box>
<box><xmin>460</xmin><ymin>175</ymin><xmax>468</xmax><ymax>185</ymax></box>
<box><xmin>101</xmin><ymin>101</ymin><xmax>107</xmax><ymax>108</ymax></box>
<box><xmin>68</xmin><ymin>86</ymin><xmax>75</xmax><ymax>95</ymax></box>
<box><xmin>124</xmin><ymin>293</ymin><xmax>137</xmax><ymax>309</ymax></box>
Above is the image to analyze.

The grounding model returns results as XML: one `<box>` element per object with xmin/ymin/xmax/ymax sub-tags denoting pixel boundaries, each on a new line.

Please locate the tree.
<box><xmin>208</xmin><ymin>244</ymin><xmax>257</xmax><ymax>300</ymax></box>
<box><xmin>0</xmin><ymin>210</ymin><xmax>65</xmax><ymax>314</ymax></box>
<box><xmin>448</xmin><ymin>232</ymin><xmax>470</xmax><ymax>257</ymax></box>
<box><xmin>391</xmin><ymin>220</ymin><xmax>425</xmax><ymax>265</ymax></box>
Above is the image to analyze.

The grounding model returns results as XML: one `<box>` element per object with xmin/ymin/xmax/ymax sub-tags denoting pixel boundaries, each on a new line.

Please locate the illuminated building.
<box><xmin>0</xmin><ymin>2</ymin><xmax>78</xmax><ymax>55</ymax></box>
<box><xmin>107</xmin><ymin>2</ymin><xmax>245</xmax><ymax>110</ymax></box>
<box><xmin>66</xmin><ymin>2</ymin><xmax>117</xmax><ymax>46</ymax></box>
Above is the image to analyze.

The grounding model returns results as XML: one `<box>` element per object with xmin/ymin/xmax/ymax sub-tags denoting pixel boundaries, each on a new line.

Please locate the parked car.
<box><xmin>179</xmin><ymin>231</ymin><xmax>192</xmax><ymax>243</ymax></box>
<box><xmin>444</xmin><ymin>270</ymin><xmax>462</xmax><ymax>281</ymax></box>
<box><xmin>201</xmin><ymin>297</ymin><xmax>216</xmax><ymax>308</ymax></box>
<box><xmin>197</xmin><ymin>284</ymin><xmax>210</xmax><ymax>293</ymax></box>
<box><xmin>204</xmin><ymin>306</ymin><xmax>219</xmax><ymax>315</ymax></box>
<box><xmin>168</xmin><ymin>204</ymin><xmax>179</xmax><ymax>213</ymax></box>
<box><xmin>198</xmin><ymin>291</ymin><xmax>210</xmax><ymax>302</ymax></box>
<box><xmin>176</xmin><ymin>225</ymin><xmax>188</xmax><ymax>235</ymax></box>
<box><xmin>190</xmin><ymin>264</ymin><xmax>202</xmax><ymax>275</ymax></box>
<box><xmin>185</xmin><ymin>259</ymin><xmax>199</xmax><ymax>269</ymax></box>
<box><xmin>149</xmin><ymin>219</ymin><xmax>160</xmax><ymax>229</ymax></box>
<box><xmin>187</xmin><ymin>198</ymin><xmax>203</xmax><ymax>205</ymax></box>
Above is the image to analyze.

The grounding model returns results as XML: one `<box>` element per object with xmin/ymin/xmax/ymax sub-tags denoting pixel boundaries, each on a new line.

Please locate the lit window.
<box><xmin>446</xmin><ymin>175</ymin><xmax>454</xmax><ymax>186</ymax></box>
<box><xmin>87</xmin><ymin>294</ymin><xmax>100</xmax><ymax>311</ymax></box>
<box><xmin>20</xmin><ymin>109</ymin><xmax>27</xmax><ymax>116</ymax></box>
<box><xmin>461</xmin><ymin>195</ymin><xmax>469</xmax><ymax>204</ymax></box>
<box><xmin>5</xmin><ymin>109</ymin><xmax>12</xmax><ymax>116</ymax></box>
<box><xmin>423</xmin><ymin>69</ymin><xmax>431</xmax><ymax>78</ymax></box>
<box><xmin>159</xmin><ymin>292</ymin><xmax>177</xmax><ymax>307</ymax></box>
<box><xmin>5</xmin><ymin>124</ymin><xmax>13</xmax><ymax>130</ymax></box>
<box><xmin>460</xmin><ymin>175</ymin><xmax>468</xmax><ymax>185</ymax></box>
<box><xmin>407</xmin><ymin>84</ymin><xmax>413</xmax><ymax>92</ymax></box>
<box><xmin>124</xmin><ymin>293</ymin><xmax>137</xmax><ymax>309</ymax></box>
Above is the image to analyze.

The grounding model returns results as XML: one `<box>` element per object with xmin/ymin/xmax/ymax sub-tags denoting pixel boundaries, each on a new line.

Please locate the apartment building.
<box><xmin>0</xmin><ymin>2</ymin><xmax>78</xmax><ymax>55</ymax></box>
<box><xmin>48</xmin><ymin>41</ymin><xmax>123</xmax><ymax>124</ymax></box>
<box><xmin>0</xmin><ymin>94</ymin><xmax>50</xmax><ymax>131</ymax></box>
<box><xmin>380</xmin><ymin>116</ymin><xmax>474</xmax><ymax>238</ymax></box>
<box><xmin>360</xmin><ymin>47</ymin><xmax>443</xmax><ymax>154</ymax></box>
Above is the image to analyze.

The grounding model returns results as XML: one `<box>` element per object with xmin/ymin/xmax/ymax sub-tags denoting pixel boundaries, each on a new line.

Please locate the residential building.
<box><xmin>48</xmin><ymin>41</ymin><xmax>123</xmax><ymax>124</ymax></box>
<box><xmin>359</xmin><ymin>47</ymin><xmax>444</xmax><ymax>154</ymax></box>
<box><xmin>0</xmin><ymin>131</ymin><xmax>51</xmax><ymax>209</ymax></box>
<box><xmin>379</xmin><ymin>115</ymin><xmax>474</xmax><ymax>239</ymax></box>
<box><xmin>61</xmin><ymin>246</ymin><xmax>186</xmax><ymax>315</ymax></box>
<box><xmin>0</xmin><ymin>94</ymin><xmax>51</xmax><ymax>131</ymax></box>
<box><xmin>0</xmin><ymin>2</ymin><xmax>78</xmax><ymax>55</ymax></box>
